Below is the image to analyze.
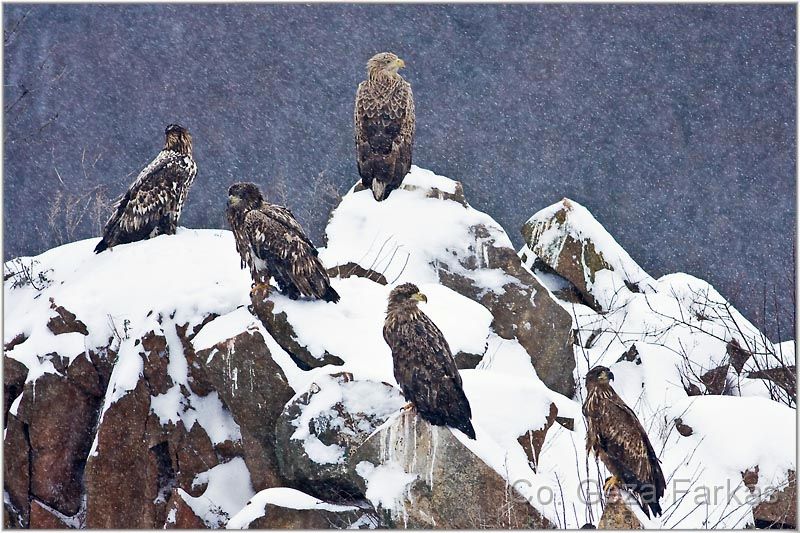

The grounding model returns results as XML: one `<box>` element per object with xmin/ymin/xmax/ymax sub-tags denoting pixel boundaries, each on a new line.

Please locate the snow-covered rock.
<box><xmin>274</xmin><ymin>373</ymin><xmax>405</xmax><ymax>500</ymax></box>
<box><xmin>521</xmin><ymin>198</ymin><xmax>657</xmax><ymax>312</ymax></box>
<box><xmin>350</xmin><ymin>409</ymin><xmax>552</xmax><ymax>529</ymax></box>
<box><xmin>323</xmin><ymin>166</ymin><xmax>576</xmax><ymax>396</ymax></box>
<box><xmin>226</xmin><ymin>487</ymin><xmax>374</xmax><ymax>529</ymax></box>
<box><xmin>520</xmin><ymin>198</ymin><xmax>796</xmax><ymax>528</ymax></box>
<box><xmin>3</xmin><ymin>167</ymin><xmax>794</xmax><ymax>530</ymax></box>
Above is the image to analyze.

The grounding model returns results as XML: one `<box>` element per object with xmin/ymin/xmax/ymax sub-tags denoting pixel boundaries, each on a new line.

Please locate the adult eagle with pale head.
<box><xmin>583</xmin><ymin>366</ymin><xmax>666</xmax><ymax>518</ymax></box>
<box><xmin>383</xmin><ymin>283</ymin><xmax>476</xmax><ymax>439</ymax></box>
<box><xmin>95</xmin><ymin>124</ymin><xmax>196</xmax><ymax>253</ymax></box>
<box><xmin>354</xmin><ymin>52</ymin><xmax>415</xmax><ymax>201</ymax></box>
<box><xmin>226</xmin><ymin>182</ymin><xmax>339</xmax><ymax>303</ymax></box>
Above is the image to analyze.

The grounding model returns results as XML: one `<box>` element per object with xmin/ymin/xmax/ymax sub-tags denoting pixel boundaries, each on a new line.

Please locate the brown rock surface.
<box><xmin>597</xmin><ymin>487</ymin><xmax>642</xmax><ymax>529</ymax></box>
<box><xmin>437</xmin><ymin>225</ymin><xmax>576</xmax><ymax>397</ymax></box>
<box><xmin>249</xmin><ymin>285</ymin><xmax>345</xmax><ymax>370</ymax></box>
<box><xmin>46</xmin><ymin>303</ymin><xmax>89</xmax><ymax>336</ymax></box>
<box><xmin>29</xmin><ymin>500</ymin><xmax>70</xmax><ymax>529</ymax></box>
<box><xmin>194</xmin><ymin>325</ymin><xmax>294</xmax><ymax>491</ymax></box>
<box><xmin>351</xmin><ymin>409</ymin><xmax>552</xmax><ymax>529</ymax></box>
<box><xmin>517</xmin><ymin>402</ymin><xmax>559</xmax><ymax>472</ymax></box>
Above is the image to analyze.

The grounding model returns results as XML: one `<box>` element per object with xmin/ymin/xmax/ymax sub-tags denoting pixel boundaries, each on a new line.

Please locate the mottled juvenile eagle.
<box><xmin>583</xmin><ymin>366</ymin><xmax>666</xmax><ymax>517</ymax></box>
<box><xmin>226</xmin><ymin>182</ymin><xmax>339</xmax><ymax>303</ymax></box>
<box><xmin>95</xmin><ymin>124</ymin><xmax>196</xmax><ymax>253</ymax></box>
<box><xmin>354</xmin><ymin>52</ymin><xmax>415</xmax><ymax>201</ymax></box>
<box><xmin>383</xmin><ymin>283</ymin><xmax>476</xmax><ymax>439</ymax></box>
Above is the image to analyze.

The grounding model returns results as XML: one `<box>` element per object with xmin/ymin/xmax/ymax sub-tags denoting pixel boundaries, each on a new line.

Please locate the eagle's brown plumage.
<box><xmin>95</xmin><ymin>124</ymin><xmax>197</xmax><ymax>253</ymax></box>
<box><xmin>226</xmin><ymin>182</ymin><xmax>339</xmax><ymax>303</ymax></box>
<box><xmin>583</xmin><ymin>366</ymin><xmax>666</xmax><ymax>518</ymax></box>
<box><xmin>354</xmin><ymin>52</ymin><xmax>415</xmax><ymax>202</ymax></box>
<box><xmin>383</xmin><ymin>283</ymin><xmax>475</xmax><ymax>439</ymax></box>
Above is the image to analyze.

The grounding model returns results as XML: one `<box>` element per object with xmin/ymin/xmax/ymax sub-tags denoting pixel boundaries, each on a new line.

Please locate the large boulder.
<box><xmin>322</xmin><ymin>167</ymin><xmax>576</xmax><ymax>397</ymax></box>
<box><xmin>193</xmin><ymin>318</ymin><xmax>295</xmax><ymax>491</ymax></box>
<box><xmin>520</xmin><ymin>198</ymin><xmax>656</xmax><ymax>312</ymax></box>
<box><xmin>597</xmin><ymin>488</ymin><xmax>642</xmax><ymax>529</ymax></box>
<box><xmin>274</xmin><ymin>373</ymin><xmax>405</xmax><ymax>501</ymax></box>
<box><xmin>350</xmin><ymin>409</ymin><xmax>552</xmax><ymax>529</ymax></box>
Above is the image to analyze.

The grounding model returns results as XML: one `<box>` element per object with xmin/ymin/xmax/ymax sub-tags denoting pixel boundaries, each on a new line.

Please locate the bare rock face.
<box><xmin>29</xmin><ymin>500</ymin><xmax>71</xmax><ymax>529</ymax></box>
<box><xmin>163</xmin><ymin>490</ymin><xmax>207</xmax><ymax>529</ymax></box>
<box><xmin>194</xmin><ymin>325</ymin><xmax>295</xmax><ymax>492</ymax></box>
<box><xmin>3</xmin><ymin>354</ymin><xmax>27</xmax><ymax>427</ymax></box>
<box><xmin>274</xmin><ymin>373</ymin><xmax>405</xmax><ymax>501</ymax></box>
<box><xmin>4</xmin><ymin>351</ymin><xmax>105</xmax><ymax>527</ymax></box>
<box><xmin>350</xmin><ymin>409</ymin><xmax>552</xmax><ymax>529</ymax></box>
<box><xmin>84</xmin><ymin>376</ymin><xmax>156</xmax><ymax>528</ymax></box>
<box><xmin>597</xmin><ymin>488</ymin><xmax>642</xmax><ymax>529</ymax></box>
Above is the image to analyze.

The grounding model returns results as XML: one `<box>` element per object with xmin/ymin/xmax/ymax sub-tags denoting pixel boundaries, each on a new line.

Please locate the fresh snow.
<box><xmin>227</xmin><ymin>487</ymin><xmax>359</xmax><ymax>529</ymax></box>
<box><xmin>180</xmin><ymin>458</ymin><xmax>255</xmax><ymax>528</ymax></box>
<box><xmin>321</xmin><ymin>165</ymin><xmax>516</xmax><ymax>294</ymax></box>
<box><xmin>4</xmin><ymin>167</ymin><xmax>794</xmax><ymax>530</ymax></box>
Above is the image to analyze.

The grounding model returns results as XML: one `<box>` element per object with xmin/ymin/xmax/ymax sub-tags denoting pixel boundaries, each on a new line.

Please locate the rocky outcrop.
<box><xmin>520</xmin><ymin>198</ymin><xmax>656</xmax><ymax>312</ymax></box>
<box><xmin>597</xmin><ymin>488</ymin><xmax>642</xmax><ymax>529</ymax></box>
<box><xmin>4</xmin><ymin>354</ymin><xmax>105</xmax><ymax>527</ymax></box>
<box><xmin>274</xmin><ymin>373</ymin><xmax>405</xmax><ymax>501</ymax></box>
<box><xmin>193</xmin><ymin>325</ymin><xmax>294</xmax><ymax>491</ymax></box>
<box><xmin>350</xmin><ymin>409</ymin><xmax>552</xmax><ymax>529</ymax></box>
<box><xmin>324</xmin><ymin>173</ymin><xmax>577</xmax><ymax>397</ymax></box>
<box><xmin>437</xmin><ymin>226</ymin><xmax>576</xmax><ymax>396</ymax></box>
<box><xmin>249</xmin><ymin>285</ymin><xmax>345</xmax><ymax>370</ymax></box>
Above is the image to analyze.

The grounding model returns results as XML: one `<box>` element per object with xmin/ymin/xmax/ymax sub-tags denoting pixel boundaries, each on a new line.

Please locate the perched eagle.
<box><xmin>383</xmin><ymin>283</ymin><xmax>476</xmax><ymax>439</ymax></box>
<box><xmin>583</xmin><ymin>366</ymin><xmax>666</xmax><ymax>518</ymax></box>
<box><xmin>95</xmin><ymin>124</ymin><xmax>197</xmax><ymax>253</ymax></box>
<box><xmin>226</xmin><ymin>182</ymin><xmax>339</xmax><ymax>303</ymax></box>
<box><xmin>354</xmin><ymin>52</ymin><xmax>415</xmax><ymax>201</ymax></box>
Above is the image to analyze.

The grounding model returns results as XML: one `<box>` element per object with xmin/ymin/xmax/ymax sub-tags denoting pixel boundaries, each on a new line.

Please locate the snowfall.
<box><xmin>4</xmin><ymin>166</ymin><xmax>796</xmax><ymax>529</ymax></box>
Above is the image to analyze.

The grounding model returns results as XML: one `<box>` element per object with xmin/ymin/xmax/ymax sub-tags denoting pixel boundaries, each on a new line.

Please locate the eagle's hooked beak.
<box><xmin>600</xmin><ymin>369</ymin><xmax>615</xmax><ymax>382</ymax></box>
<box><xmin>395</xmin><ymin>58</ymin><xmax>406</xmax><ymax>69</ymax></box>
<box><xmin>411</xmin><ymin>292</ymin><xmax>427</xmax><ymax>303</ymax></box>
<box><xmin>228</xmin><ymin>195</ymin><xmax>240</xmax><ymax>206</ymax></box>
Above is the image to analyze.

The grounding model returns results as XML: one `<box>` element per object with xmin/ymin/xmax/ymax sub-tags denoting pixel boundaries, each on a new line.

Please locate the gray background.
<box><xmin>3</xmin><ymin>4</ymin><xmax>795</xmax><ymax>340</ymax></box>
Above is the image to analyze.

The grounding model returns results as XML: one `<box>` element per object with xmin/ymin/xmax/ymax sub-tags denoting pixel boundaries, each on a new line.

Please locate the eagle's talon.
<box><xmin>400</xmin><ymin>402</ymin><xmax>415</xmax><ymax>413</ymax></box>
<box><xmin>250</xmin><ymin>282</ymin><xmax>272</xmax><ymax>295</ymax></box>
<box><xmin>603</xmin><ymin>475</ymin><xmax>620</xmax><ymax>493</ymax></box>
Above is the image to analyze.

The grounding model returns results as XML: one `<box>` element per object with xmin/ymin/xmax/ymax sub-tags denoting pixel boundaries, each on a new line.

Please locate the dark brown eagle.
<box><xmin>583</xmin><ymin>366</ymin><xmax>666</xmax><ymax>518</ymax></box>
<box><xmin>226</xmin><ymin>182</ymin><xmax>339</xmax><ymax>303</ymax></box>
<box><xmin>354</xmin><ymin>52</ymin><xmax>415</xmax><ymax>202</ymax></box>
<box><xmin>95</xmin><ymin>124</ymin><xmax>197</xmax><ymax>253</ymax></box>
<box><xmin>383</xmin><ymin>283</ymin><xmax>476</xmax><ymax>439</ymax></box>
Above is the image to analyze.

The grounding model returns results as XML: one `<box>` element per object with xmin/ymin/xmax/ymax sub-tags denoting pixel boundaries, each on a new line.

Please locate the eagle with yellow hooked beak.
<box><xmin>383</xmin><ymin>283</ymin><xmax>476</xmax><ymax>439</ymax></box>
<box><xmin>583</xmin><ymin>366</ymin><xmax>666</xmax><ymax>518</ymax></box>
<box><xmin>354</xmin><ymin>52</ymin><xmax>415</xmax><ymax>201</ymax></box>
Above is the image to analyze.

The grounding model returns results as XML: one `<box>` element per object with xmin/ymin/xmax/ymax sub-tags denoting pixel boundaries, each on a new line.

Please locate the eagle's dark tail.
<box><xmin>635</xmin><ymin>492</ymin><xmax>662</xmax><ymax>519</ymax></box>
<box><xmin>646</xmin><ymin>500</ymin><xmax>663</xmax><ymax>518</ymax></box>
<box><xmin>94</xmin><ymin>238</ymin><xmax>109</xmax><ymax>254</ymax></box>
<box><xmin>323</xmin><ymin>285</ymin><xmax>340</xmax><ymax>303</ymax></box>
<box><xmin>455</xmin><ymin>418</ymin><xmax>477</xmax><ymax>440</ymax></box>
